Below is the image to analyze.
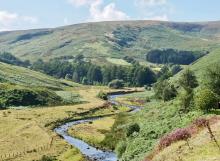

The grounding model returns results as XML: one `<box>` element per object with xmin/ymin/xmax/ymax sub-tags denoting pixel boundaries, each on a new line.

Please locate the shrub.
<box><xmin>116</xmin><ymin>141</ymin><xmax>127</xmax><ymax>158</ymax></box>
<box><xmin>38</xmin><ymin>155</ymin><xmax>56</xmax><ymax>161</ymax></box>
<box><xmin>97</xmin><ymin>91</ymin><xmax>108</xmax><ymax>100</ymax></box>
<box><xmin>108</xmin><ymin>79</ymin><xmax>124</xmax><ymax>89</ymax></box>
<box><xmin>193</xmin><ymin>118</ymin><xmax>208</xmax><ymax>128</ymax></box>
<box><xmin>158</xmin><ymin>128</ymin><xmax>191</xmax><ymax>150</ymax></box>
<box><xmin>179</xmin><ymin>69</ymin><xmax>198</xmax><ymax>112</ymax></box>
<box><xmin>162</xmin><ymin>84</ymin><xmax>177</xmax><ymax>101</ymax></box>
<box><xmin>206</xmin><ymin>64</ymin><xmax>220</xmax><ymax>95</ymax></box>
<box><xmin>195</xmin><ymin>88</ymin><xmax>218</xmax><ymax>113</ymax></box>
<box><xmin>171</xmin><ymin>65</ymin><xmax>182</xmax><ymax>75</ymax></box>
<box><xmin>0</xmin><ymin>84</ymin><xmax>63</xmax><ymax>108</ymax></box>
<box><xmin>126</xmin><ymin>123</ymin><xmax>140</xmax><ymax>137</ymax></box>
<box><xmin>154</xmin><ymin>80</ymin><xmax>177</xmax><ymax>101</ymax></box>
<box><xmin>100</xmin><ymin>113</ymin><xmax>129</xmax><ymax>150</ymax></box>
<box><xmin>179</xmin><ymin>69</ymin><xmax>198</xmax><ymax>90</ymax></box>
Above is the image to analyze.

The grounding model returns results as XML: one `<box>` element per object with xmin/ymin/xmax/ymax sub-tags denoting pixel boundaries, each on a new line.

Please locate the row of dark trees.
<box><xmin>31</xmin><ymin>58</ymin><xmax>156</xmax><ymax>87</ymax></box>
<box><xmin>146</xmin><ymin>49</ymin><xmax>206</xmax><ymax>65</ymax></box>
<box><xmin>0</xmin><ymin>52</ymin><xmax>30</xmax><ymax>67</ymax></box>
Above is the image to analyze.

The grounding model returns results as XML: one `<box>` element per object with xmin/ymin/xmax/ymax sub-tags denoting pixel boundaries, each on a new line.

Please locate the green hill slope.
<box><xmin>190</xmin><ymin>48</ymin><xmax>220</xmax><ymax>80</ymax></box>
<box><xmin>151</xmin><ymin>118</ymin><xmax>220</xmax><ymax>161</ymax></box>
<box><xmin>0</xmin><ymin>21</ymin><xmax>220</xmax><ymax>62</ymax></box>
<box><xmin>0</xmin><ymin>62</ymin><xmax>76</xmax><ymax>90</ymax></box>
<box><xmin>170</xmin><ymin>48</ymin><xmax>220</xmax><ymax>84</ymax></box>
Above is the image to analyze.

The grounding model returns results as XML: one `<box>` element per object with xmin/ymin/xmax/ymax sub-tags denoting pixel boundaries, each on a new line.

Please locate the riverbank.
<box><xmin>54</xmin><ymin>91</ymin><xmax>144</xmax><ymax>161</ymax></box>
<box><xmin>0</xmin><ymin>86</ymin><xmax>141</xmax><ymax>161</ymax></box>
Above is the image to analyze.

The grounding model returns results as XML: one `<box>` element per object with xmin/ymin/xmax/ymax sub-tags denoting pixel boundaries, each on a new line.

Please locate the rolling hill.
<box><xmin>0</xmin><ymin>20</ymin><xmax>220</xmax><ymax>64</ymax></box>
<box><xmin>0</xmin><ymin>62</ymin><xmax>77</xmax><ymax>90</ymax></box>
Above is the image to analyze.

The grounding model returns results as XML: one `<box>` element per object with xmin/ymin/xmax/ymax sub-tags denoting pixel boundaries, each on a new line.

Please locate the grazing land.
<box><xmin>0</xmin><ymin>86</ymin><xmax>127</xmax><ymax>161</ymax></box>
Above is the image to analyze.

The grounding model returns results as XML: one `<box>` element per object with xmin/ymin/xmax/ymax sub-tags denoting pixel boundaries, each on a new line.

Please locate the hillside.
<box><xmin>0</xmin><ymin>62</ymin><xmax>76</xmax><ymax>90</ymax></box>
<box><xmin>0</xmin><ymin>21</ymin><xmax>220</xmax><ymax>64</ymax></box>
<box><xmin>151</xmin><ymin>118</ymin><xmax>220</xmax><ymax>161</ymax></box>
<box><xmin>170</xmin><ymin>48</ymin><xmax>220</xmax><ymax>84</ymax></box>
<box><xmin>190</xmin><ymin>48</ymin><xmax>220</xmax><ymax>80</ymax></box>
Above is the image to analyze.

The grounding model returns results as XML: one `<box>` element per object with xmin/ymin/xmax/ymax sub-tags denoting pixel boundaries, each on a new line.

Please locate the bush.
<box><xmin>116</xmin><ymin>141</ymin><xmax>127</xmax><ymax>158</ymax></box>
<box><xmin>108</xmin><ymin>79</ymin><xmax>124</xmax><ymax>89</ymax></box>
<box><xmin>193</xmin><ymin>118</ymin><xmax>208</xmax><ymax>128</ymax></box>
<box><xmin>100</xmin><ymin>113</ymin><xmax>129</xmax><ymax>150</ymax></box>
<box><xmin>179</xmin><ymin>69</ymin><xmax>198</xmax><ymax>112</ymax></box>
<box><xmin>206</xmin><ymin>64</ymin><xmax>220</xmax><ymax>95</ymax></box>
<box><xmin>38</xmin><ymin>155</ymin><xmax>56</xmax><ymax>161</ymax></box>
<box><xmin>126</xmin><ymin>123</ymin><xmax>140</xmax><ymax>137</ymax></box>
<box><xmin>158</xmin><ymin>128</ymin><xmax>191</xmax><ymax>150</ymax></box>
<box><xmin>97</xmin><ymin>91</ymin><xmax>108</xmax><ymax>100</ymax></box>
<box><xmin>195</xmin><ymin>88</ymin><xmax>218</xmax><ymax>113</ymax></box>
<box><xmin>154</xmin><ymin>80</ymin><xmax>177</xmax><ymax>101</ymax></box>
<box><xmin>162</xmin><ymin>84</ymin><xmax>177</xmax><ymax>102</ymax></box>
<box><xmin>0</xmin><ymin>84</ymin><xmax>63</xmax><ymax>108</ymax></box>
<box><xmin>171</xmin><ymin>65</ymin><xmax>182</xmax><ymax>75</ymax></box>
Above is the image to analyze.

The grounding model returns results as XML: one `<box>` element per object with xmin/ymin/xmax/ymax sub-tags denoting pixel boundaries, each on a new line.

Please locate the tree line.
<box><xmin>0</xmin><ymin>52</ymin><xmax>30</xmax><ymax>67</ymax></box>
<box><xmin>146</xmin><ymin>49</ymin><xmax>207</xmax><ymax>65</ymax></box>
<box><xmin>31</xmin><ymin>56</ymin><xmax>156</xmax><ymax>87</ymax></box>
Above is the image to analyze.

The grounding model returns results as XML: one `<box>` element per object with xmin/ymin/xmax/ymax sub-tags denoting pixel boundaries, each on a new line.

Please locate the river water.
<box><xmin>54</xmin><ymin>93</ymin><xmax>142</xmax><ymax>161</ymax></box>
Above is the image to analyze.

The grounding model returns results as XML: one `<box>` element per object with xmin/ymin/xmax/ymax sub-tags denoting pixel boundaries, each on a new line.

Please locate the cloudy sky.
<box><xmin>0</xmin><ymin>0</ymin><xmax>220</xmax><ymax>31</ymax></box>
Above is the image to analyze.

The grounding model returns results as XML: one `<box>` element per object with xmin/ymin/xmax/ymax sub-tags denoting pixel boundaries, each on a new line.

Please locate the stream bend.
<box><xmin>54</xmin><ymin>93</ymin><xmax>142</xmax><ymax>161</ymax></box>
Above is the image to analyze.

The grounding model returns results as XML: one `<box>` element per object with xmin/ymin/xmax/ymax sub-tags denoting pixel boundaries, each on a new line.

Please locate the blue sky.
<box><xmin>0</xmin><ymin>0</ymin><xmax>220</xmax><ymax>31</ymax></box>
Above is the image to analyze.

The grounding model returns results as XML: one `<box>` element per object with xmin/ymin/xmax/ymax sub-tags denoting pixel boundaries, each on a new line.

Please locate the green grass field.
<box><xmin>0</xmin><ymin>62</ymin><xmax>78</xmax><ymax>90</ymax></box>
<box><xmin>106</xmin><ymin>58</ymin><xmax>132</xmax><ymax>66</ymax></box>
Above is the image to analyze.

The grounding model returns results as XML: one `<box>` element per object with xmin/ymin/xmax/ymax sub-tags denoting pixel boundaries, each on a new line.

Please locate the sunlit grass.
<box><xmin>152</xmin><ymin>120</ymin><xmax>220</xmax><ymax>161</ymax></box>
<box><xmin>106</xmin><ymin>58</ymin><xmax>131</xmax><ymax>66</ymax></box>
<box><xmin>68</xmin><ymin>117</ymin><xmax>115</xmax><ymax>148</ymax></box>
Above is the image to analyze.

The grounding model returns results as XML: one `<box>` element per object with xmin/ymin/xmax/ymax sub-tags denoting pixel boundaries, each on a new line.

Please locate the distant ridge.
<box><xmin>0</xmin><ymin>20</ymin><xmax>219</xmax><ymax>62</ymax></box>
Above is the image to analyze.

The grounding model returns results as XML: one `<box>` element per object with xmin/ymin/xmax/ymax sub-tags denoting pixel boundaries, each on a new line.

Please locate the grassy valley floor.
<box><xmin>0</xmin><ymin>86</ymin><xmax>130</xmax><ymax>161</ymax></box>
<box><xmin>68</xmin><ymin>116</ymin><xmax>116</xmax><ymax>149</ymax></box>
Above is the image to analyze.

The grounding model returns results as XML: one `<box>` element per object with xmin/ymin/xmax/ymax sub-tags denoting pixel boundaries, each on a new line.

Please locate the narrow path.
<box><xmin>54</xmin><ymin>93</ymin><xmax>143</xmax><ymax>161</ymax></box>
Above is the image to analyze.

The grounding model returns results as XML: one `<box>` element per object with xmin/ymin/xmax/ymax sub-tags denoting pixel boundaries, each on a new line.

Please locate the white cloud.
<box><xmin>134</xmin><ymin>0</ymin><xmax>170</xmax><ymax>21</ymax></box>
<box><xmin>135</xmin><ymin>0</ymin><xmax>167</xmax><ymax>7</ymax></box>
<box><xmin>0</xmin><ymin>11</ymin><xmax>18</xmax><ymax>26</ymax></box>
<box><xmin>89</xmin><ymin>0</ymin><xmax>129</xmax><ymax>22</ymax></box>
<box><xmin>68</xmin><ymin>0</ymin><xmax>129</xmax><ymax>22</ymax></box>
<box><xmin>0</xmin><ymin>10</ymin><xmax>38</xmax><ymax>31</ymax></box>
<box><xmin>68</xmin><ymin>0</ymin><xmax>91</xmax><ymax>7</ymax></box>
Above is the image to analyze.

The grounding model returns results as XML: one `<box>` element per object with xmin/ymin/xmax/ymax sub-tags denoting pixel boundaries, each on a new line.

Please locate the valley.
<box><xmin>0</xmin><ymin>20</ymin><xmax>220</xmax><ymax>161</ymax></box>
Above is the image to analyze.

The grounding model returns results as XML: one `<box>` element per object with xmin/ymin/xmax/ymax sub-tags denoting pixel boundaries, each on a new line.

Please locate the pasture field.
<box><xmin>106</xmin><ymin>58</ymin><xmax>132</xmax><ymax>66</ymax></box>
<box><xmin>0</xmin><ymin>86</ymin><xmax>126</xmax><ymax>161</ymax></box>
<box><xmin>68</xmin><ymin>116</ymin><xmax>115</xmax><ymax>149</ymax></box>
<box><xmin>115</xmin><ymin>90</ymin><xmax>155</xmax><ymax>106</ymax></box>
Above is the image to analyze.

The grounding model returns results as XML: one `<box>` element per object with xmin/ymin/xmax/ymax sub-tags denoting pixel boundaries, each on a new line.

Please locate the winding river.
<box><xmin>54</xmin><ymin>93</ymin><xmax>142</xmax><ymax>161</ymax></box>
